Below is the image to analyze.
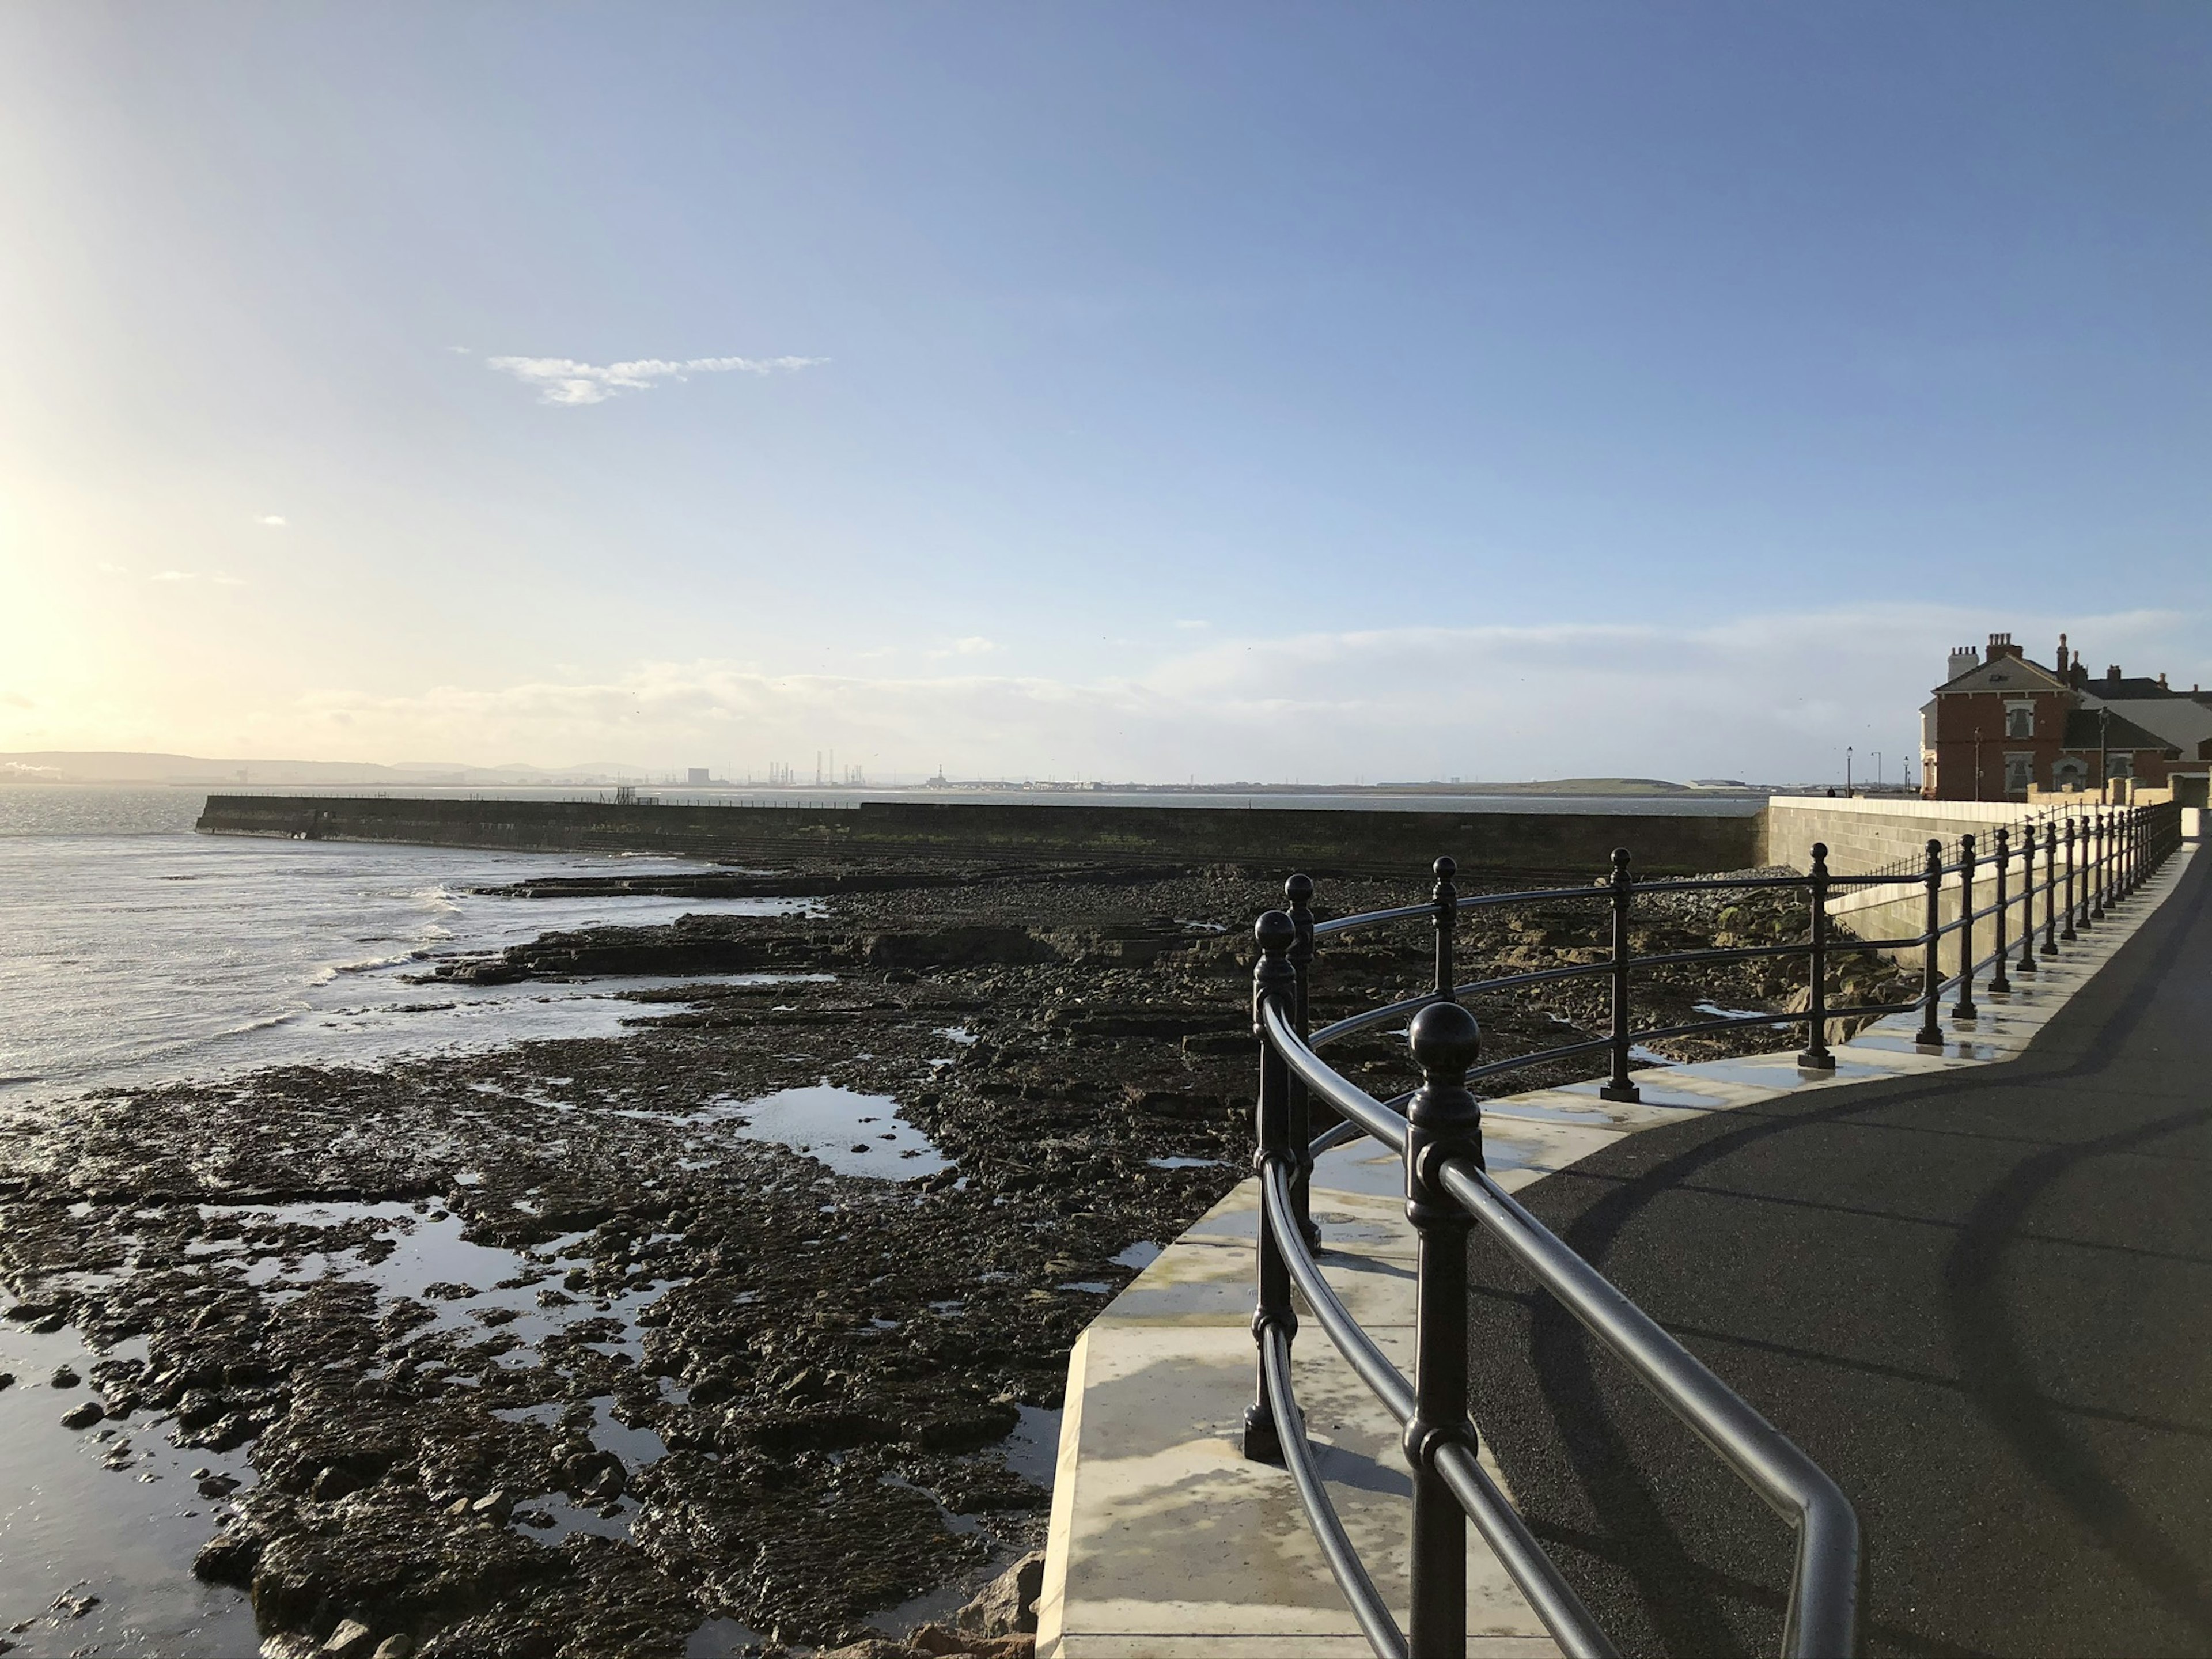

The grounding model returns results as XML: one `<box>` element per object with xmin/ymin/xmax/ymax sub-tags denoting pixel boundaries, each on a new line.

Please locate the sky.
<box><xmin>2</xmin><ymin>2</ymin><xmax>2207</xmax><ymax>785</ymax></box>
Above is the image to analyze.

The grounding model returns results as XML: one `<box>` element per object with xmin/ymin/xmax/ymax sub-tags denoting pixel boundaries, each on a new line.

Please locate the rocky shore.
<box><xmin>0</xmin><ymin>855</ymin><xmax>1902</xmax><ymax>1658</ymax></box>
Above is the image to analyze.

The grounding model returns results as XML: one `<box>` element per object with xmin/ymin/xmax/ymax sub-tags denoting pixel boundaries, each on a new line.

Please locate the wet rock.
<box><xmin>321</xmin><ymin>1618</ymin><xmax>376</xmax><ymax>1656</ymax></box>
<box><xmin>0</xmin><ymin>1372</ymin><xmax>12</xmax><ymax>1391</ymax></box>
<box><xmin>957</xmin><ymin>1551</ymin><xmax>1044</xmax><ymax>1637</ymax></box>
<box><xmin>50</xmin><ymin>1365</ymin><xmax>81</xmax><ymax>1389</ymax></box>
<box><xmin>48</xmin><ymin>1592</ymin><xmax>99</xmax><ymax>1620</ymax></box>
<box><xmin>173</xmin><ymin>1387</ymin><xmax>228</xmax><ymax>1428</ymax></box>
<box><xmin>469</xmin><ymin>1490</ymin><xmax>514</xmax><ymax>1525</ymax></box>
<box><xmin>199</xmin><ymin>1472</ymin><xmax>243</xmax><ymax>1498</ymax></box>
<box><xmin>60</xmin><ymin>1399</ymin><xmax>104</xmax><ymax>1430</ymax></box>
<box><xmin>371</xmin><ymin>1637</ymin><xmax>414</xmax><ymax>1659</ymax></box>
<box><xmin>194</xmin><ymin>1530</ymin><xmax>262</xmax><ymax>1585</ymax></box>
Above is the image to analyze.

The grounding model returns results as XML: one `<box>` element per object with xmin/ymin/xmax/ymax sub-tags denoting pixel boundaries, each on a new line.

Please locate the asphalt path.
<box><xmin>1466</xmin><ymin>843</ymin><xmax>2212</xmax><ymax>1659</ymax></box>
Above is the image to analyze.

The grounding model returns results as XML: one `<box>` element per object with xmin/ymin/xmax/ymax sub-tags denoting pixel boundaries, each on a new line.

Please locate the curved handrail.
<box><xmin>1234</xmin><ymin>809</ymin><xmax>2167</xmax><ymax>1659</ymax></box>
<box><xmin>1260</xmin><ymin>999</ymin><xmax>1861</xmax><ymax>1658</ymax></box>
<box><xmin>1440</xmin><ymin>1159</ymin><xmax>1860</xmax><ymax>1659</ymax></box>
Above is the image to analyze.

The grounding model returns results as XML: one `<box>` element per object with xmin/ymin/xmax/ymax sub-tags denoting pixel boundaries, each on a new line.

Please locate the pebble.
<box><xmin>50</xmin><ymin>1366</ymin><xmax>81</xmax><ymax>1389</ymax></box>
<box><xmin>60</xmin><ymin>1400</ymin><xmax>105</xmax><ymax>1430</ymax></box>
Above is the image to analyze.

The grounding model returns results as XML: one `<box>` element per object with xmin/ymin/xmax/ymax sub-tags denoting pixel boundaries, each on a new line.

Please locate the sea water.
<box><xmin>0</xmin><ymin>787</ymin><xmax>816</xmax><ymax>1119</ymax></box>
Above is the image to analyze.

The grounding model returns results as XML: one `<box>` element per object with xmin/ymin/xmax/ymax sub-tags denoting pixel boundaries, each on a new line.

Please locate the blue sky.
<box><xmin>2</xmin><ymin>2</ymin><xmax>2206</xmax><ymax>782</ymax></box>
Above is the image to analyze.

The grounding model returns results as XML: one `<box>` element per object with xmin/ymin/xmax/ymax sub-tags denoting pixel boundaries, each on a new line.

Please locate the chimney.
<box><xmin>2054</xmin><ymin>632</ymin><xmax>2070</xmax><ymax>676</ymax></box>
<box><xmin>1986</xmin><ymin>631</ymin><xmax>2021</xmax><ymax>661</ymax></box>
<box><xmin>2071</xmin><ymin>659</ymin><xmax>2088</xmax><ymax>690</ymax></box>
<box><xmin>1946</xmin><ymin>644</ymin><xmax>1980</xmax><ymax>683</ymax></box>
<box><xmin>2159</xmin><ymin>672</ymin><xmax>2169</xmax><ymax>690</ymax></box>
<box><xmin>2107</xmin><ymin>664</ymin><xmax>2123</xmax><ymax>687</ymax></box>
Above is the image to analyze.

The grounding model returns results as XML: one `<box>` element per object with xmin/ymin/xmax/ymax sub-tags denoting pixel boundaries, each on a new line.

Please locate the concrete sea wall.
<box><xmin>196</xmin><ymin>793</ymin><xmax>1762</xmax><ymax>877</ymax></box>
<box><xmin>1761</xmin><ymin>796</ymin><xmax>2147</xmax><ymax>970</ymax></box>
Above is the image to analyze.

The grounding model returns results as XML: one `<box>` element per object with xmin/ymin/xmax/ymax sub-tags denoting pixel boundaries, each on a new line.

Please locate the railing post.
<box><xmin>2062</xmin><ymin>819</ymin><xmax>2079</xmax><ymax>942</ymax></box>
<box><xmin>1600</xmin><ymin>847</ymin><xmax>1641</xmax><ymax>1101</ymax></box>
<box><xmin>1953</xmin><ymin>833</ymin><xmax>1979</xmax><ymax>1022</ymax></box>
<box><xmin>1915</xmin><ymin>839</ymin><xmax>1946</xmax><ymax>1047</ymax></box>
<box><xmin>1243</xmin><ymin>909</ymin><xmax>1298</xmax><ymax>1465</ymax></box>
<box><xmin>2043</xmin><ymin>816</ymin><xmax>2059</xmax><ymax>955</ymax></box>
<box><xmin>1797</xmin><ymin>842</ymin><xmax>1835</xmax><ymax>1070</ymax></box>
<box><xmin>1988</xmin><ymin>827</ymin><xmax>2012</xmax><ymax>995</ymax></box>
<box><xmin>2016</xmin><ymin>823</ymin><xmax>2037</xmax><ymax>975</ymax></box>
<box><xmin>1402</xmin><ymin>1000</ymin><xmax>1484</xmax><ymax>1659</ymax></box>
<box><xmin>1285</xmin><ymin>873</ymin><xmax>1321</xmax><ymax>1253</ymax></box>
<box><xmin>1431</xmin><ymin>855</ymin><xmax>1457</xmax><ymax>1003</ymax></box>
<box><xmin>2090</xmin><ymin>813</ymin><xmax>2107</xmax><ymax>921</ymax></box>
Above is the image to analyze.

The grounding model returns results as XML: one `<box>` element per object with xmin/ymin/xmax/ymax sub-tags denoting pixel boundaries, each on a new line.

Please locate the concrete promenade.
<box><xmin>1467</xmin><ymin>840</ymin><xmax>2211</xmax><ymax>1658</ymax></box>
<box><xmin>1037</xmin><ymin>840</ymin><xmax>2200</xmax><ymax>1658</ymax></box>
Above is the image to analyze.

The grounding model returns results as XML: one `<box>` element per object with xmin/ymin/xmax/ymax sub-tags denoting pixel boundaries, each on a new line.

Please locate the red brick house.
<box><xmin>1919</xmin><ymin>632</ymin><xmax>2212</xmax><ymax>801</ymax></box>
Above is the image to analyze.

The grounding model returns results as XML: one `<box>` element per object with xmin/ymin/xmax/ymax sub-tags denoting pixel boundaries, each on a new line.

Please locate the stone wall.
<box><xmin>1760</xmin><ymin>796</ymin><xmax>2127</xmax><ymax>971</ymax></box>
<box><xmin>195</xmin><ymin>794</ymin><xmax>1762</xmax><ymax>877</ymax></box>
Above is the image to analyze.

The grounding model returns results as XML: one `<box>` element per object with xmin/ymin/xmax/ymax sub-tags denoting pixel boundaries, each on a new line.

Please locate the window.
<box><xmin>2053</xmin><ymin>758</ymin><xmax>2087</xmax><ymax>790</ymax></box>
<box><xmin>2005</xmin><ymin>702</ymin><xmax>2033</xmax><ymax>739</ymax></box>
<box><xmin>2004</xmin><ymin>753</ymin><xmax>2033</xmax><ymax>794</ymax></box>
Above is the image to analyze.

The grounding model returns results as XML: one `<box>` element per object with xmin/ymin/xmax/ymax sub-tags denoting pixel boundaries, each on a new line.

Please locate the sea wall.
<box><xmin>1760</xmin><ymin>795</ymin><xmax>2126</xmax><ymax>970</ymax></box>
<box><xmin>195</xmin><ymin>794</ymin><xmax>1760</xmax><ymax>877</ymax></box>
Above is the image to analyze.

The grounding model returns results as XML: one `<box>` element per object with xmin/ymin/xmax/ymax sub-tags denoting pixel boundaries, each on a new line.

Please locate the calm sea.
<box><xmin>0</xmin><ymin>787</ymin><xmax>811</xmax><ymax>1119</ymax></box>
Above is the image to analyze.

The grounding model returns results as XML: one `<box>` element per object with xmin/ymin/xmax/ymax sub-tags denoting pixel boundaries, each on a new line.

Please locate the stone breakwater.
<box><xmin>0</xmin><ymin>851</ymin><xmax>1902</xmax><ymax>1659</ymax></box>
<box><xmin>195</xmin><ymin>794</ymin><xmax>1763</xmax><ymax>877</ymax></box>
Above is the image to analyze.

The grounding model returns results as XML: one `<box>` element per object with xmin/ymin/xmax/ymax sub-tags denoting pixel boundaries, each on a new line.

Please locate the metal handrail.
<box><xmin>1440</xmin><ymin>1158</ymin><xmax>1859</xmax><ymax>1659</ymax></box>
<box><xmin>1233</xmin><ymin>802</ymin><xmax>2180</xmax><ymax>1659</ymax></box>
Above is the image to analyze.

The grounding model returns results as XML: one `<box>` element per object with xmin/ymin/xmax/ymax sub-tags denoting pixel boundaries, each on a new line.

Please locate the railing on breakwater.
<box><xmin>1238</xmin><ymin>799</ymin><xmax>2183</xmax><ymax>1659</ymax></box>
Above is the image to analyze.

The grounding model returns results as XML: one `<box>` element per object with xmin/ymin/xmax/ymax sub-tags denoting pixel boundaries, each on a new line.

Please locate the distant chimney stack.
<box><xmin>2159</xmin><ymin>672</ymin><xmax>2169</xmax><ymax>690</ymax></box>
<box><xmin>2107</xmin><ymin>664</ymin><xmax>2123</xmax><ymax>686</ymax></box>
<box><xmin>1946</xmin><ymin>645</ymin><xmax>1981</xmax><ymax>683</ymax></box>
<box><xmin>1986</xmin><ymin>631</ymin><xmax>2022</xmax><ymax>661</ymax></box>
<box><xmin>2055</xmin><ymin>632</ymin><xmax>2070</xmax><ymax>676</ymax></box>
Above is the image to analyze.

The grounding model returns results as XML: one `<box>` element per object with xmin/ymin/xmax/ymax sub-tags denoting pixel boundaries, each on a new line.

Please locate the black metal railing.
<box><xmin>1239</xmin><ymin>798</ymin><xmax>2183</xmax><ymax>1659</ymax></box>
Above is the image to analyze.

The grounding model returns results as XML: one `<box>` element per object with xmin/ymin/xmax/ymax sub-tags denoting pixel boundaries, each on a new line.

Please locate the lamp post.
<box><xmin>1846</xmin><ymin>746</ymin><xmax>1853</xmax><ymax>797</ymax></box>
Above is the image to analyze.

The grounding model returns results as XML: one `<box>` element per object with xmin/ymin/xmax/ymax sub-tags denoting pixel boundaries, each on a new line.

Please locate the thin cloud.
<box><xmin>485</xmin><ymin>353</ymin><xmax>828</xmax><ymax>406</ymax></box>
<box><xmin>283</xmin><ymin>605</ymin><xmax>2206</xmax><ymax>784</ymax></box>
<box><xmin>256</xmin><ymin>515</ymin><xmax>287</xmax><ymax>528</ymax></box>
<box><xmin>150</xmin><ymin>570</ymin><xmax>248</xmax><ymax>586</ymax></box>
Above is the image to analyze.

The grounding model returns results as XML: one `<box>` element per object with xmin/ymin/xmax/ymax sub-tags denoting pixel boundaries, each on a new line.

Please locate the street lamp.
<box><xmin>1846</xmin><ymin>745</ymin><xmax>1853</xmax><ymax>797</ymax></box>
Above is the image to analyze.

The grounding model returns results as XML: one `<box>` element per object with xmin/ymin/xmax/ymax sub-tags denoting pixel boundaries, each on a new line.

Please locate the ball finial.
<box><xmin>1433</xmin><ymin>855</ymin><xmax>1457</xmax><ymax>881</ymax></box>
<box><xmin>1285</xmin><ymin>873</ymin><xmax>1313</xmax><ymax>906</ymax></box>
<box><xmin>1408</xmin><ymin>1000</ymin><xmax>1482</xmax><ymax>1080</ymax></box>
<box><xmin>1254</xmin><ymin>909</ymin><xmax>1296</xmax><ymax>956</ymax></box>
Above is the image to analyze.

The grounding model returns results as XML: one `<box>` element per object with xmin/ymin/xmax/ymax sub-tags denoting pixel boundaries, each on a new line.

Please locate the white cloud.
<box><xmin>150</xmin><ymin>570</ymin><xmax>248</xmax><ymax>586</ymax></box>
<box><xmin>256</xmin><ymin>515</ymin><xmax>287</xmax><ymax>528</ymax></box>
<box><xmin>953</xmin><ymin>637</ymin><xmax>997</xmax><ymax>656</ymax></box>
<box><xmin>485</xmin><ymin>353</ymin><xmax>828</xmax><ymax>406</ymax></box>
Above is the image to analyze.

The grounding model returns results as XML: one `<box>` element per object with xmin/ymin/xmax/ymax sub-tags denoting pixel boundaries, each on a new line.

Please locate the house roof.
<box><xmin>1933</xmin><ymin>654</ymin><xmax>2072</xmax><ymax>695</ymax></box>
<box><xmin>2060</xmin><ymin>707</ymin><xmax>2181</xmax><ymax>755</ymax></box>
